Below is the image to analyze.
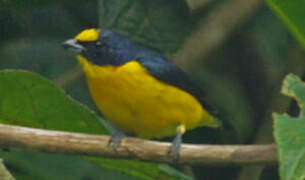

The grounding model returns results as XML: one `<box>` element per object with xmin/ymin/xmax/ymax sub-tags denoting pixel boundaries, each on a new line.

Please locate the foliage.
<box><xmin>99</xmin><ymin>0</ymin><xmax>193</xmax><ymax>54</ymax></box>
<box><xmin>266</xmin><ymin>0</ymin><xmax>305</xmax><ymax>50</ymax></box>
<box><xmin>0</xmin><ymin>70</ymin><xmax>106</xmax><ymax>134</ymax></box>
<box><xmin>0</xmin><ymin>0</ymin><xmax>305</xmax><ymax>179</ymax></box>
<box><xmin>274</xmin><ymin>74</ymin><xmax>305</xmax><ymax>180</ymax></box>
<box><xmin>0</xmin><ymin>70</ymin><xmax>191</xmax><ymax>180</ymax></box>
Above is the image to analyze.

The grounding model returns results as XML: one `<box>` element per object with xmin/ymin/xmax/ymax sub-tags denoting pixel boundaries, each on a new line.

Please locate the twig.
<box><xmin>185</xmin><ymin>0</ymin><xmax>213</xmax><ymax>11</ymax></box>
<box><xmin>0</xmin><ymin>159</ymin><xmax>15</xmax><ymax>180</ymax></box>
<box><xmin>0</xmin><ymin>123</ymin><xmax>277</xmax><ymax>166</ymax></box>
<box><xmin>174</xmin><ymin>0</ymin><xmax>263</xmax><ymax>70</ymax></box>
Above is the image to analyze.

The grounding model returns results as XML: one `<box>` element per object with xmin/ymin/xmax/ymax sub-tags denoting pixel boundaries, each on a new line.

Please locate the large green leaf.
<box><xmin>98</xmin><ymin>0</ymin><xmax>193</xmax><ymax>54</ymax></box>
<box><xmin>0</xmin><ymin>150</ymin><xmax>134</xmax><ymax>180</ymax></box>
<box><xmin>266</xmin><ymin>0</ymin><xmax>305</xmax><ymax>50</ymax></box>
<box><xmin>273</xmin><ymin>74</ymin><xmax>305</xmax><ymax>180</ymax></box>
<box><xmin>0</xmin><ymin>70</ymin><xmax>106</xmax><ymax>133</ymax></box>
<box><xmin>0</xmin><ymin>70</ymin><xmax>191</xmax><ymax>180</ymax></box>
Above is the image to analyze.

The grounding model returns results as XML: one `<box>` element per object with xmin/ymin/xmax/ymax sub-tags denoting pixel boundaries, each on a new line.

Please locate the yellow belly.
<box><xmin>77</xmin><ymin>55</ymin><xmax>216</xmax><ymax>139</ymax></box>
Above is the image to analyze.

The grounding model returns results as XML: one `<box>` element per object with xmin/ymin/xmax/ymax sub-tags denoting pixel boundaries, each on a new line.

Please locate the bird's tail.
<box><xmin>206</xmin><ymin>117</ymin><xmax>223</xmax><ymax>129</ymax></box>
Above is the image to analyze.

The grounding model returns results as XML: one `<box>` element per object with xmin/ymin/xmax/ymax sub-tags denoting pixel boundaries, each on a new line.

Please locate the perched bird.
<box><xmin>63</xmin><ymin>28</ymin><xmax>220</xmax><ymax>161</ymax></box>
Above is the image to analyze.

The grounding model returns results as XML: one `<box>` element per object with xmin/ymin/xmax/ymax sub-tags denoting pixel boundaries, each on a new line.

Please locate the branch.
<box><xmin>174</xmin><ymin>0</ymin><xmax>263</xmax><ymax>70</ymax></box>
<box><xmin>237</xmin><ymin>44</ymin><xmax>305</xmax><ymax>180</ymax></box>
<box><xmin>185</xmin><ymin>0</ymin><xmax>213</xmax><ymax>11</ymax></box>
<box><xmin>0</xmin><ymin>124</ymin><xmax>277</xmax><ymax>166</ymax></box>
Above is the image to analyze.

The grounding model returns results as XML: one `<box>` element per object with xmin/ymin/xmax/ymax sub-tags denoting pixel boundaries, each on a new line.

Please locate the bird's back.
<box><xmin>97</xmin><ymin>29</ymin><xmax>216</xmax><ymax>114</ymax></box>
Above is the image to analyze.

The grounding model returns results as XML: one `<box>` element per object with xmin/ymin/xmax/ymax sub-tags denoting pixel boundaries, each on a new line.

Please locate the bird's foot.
<box><xmin>108</xmin><ymin>131</ymin><xmax>125</xmax><ymax>150</ymax></box>
<box><xmin>168</xmin><ymin>125</ymin><xmax>185</xmax><ymax>163</ymax></box>
<box><xmin>169</xmin><ymin>133</ymin><xmax>182</xmax><ymax>163</ymax></box>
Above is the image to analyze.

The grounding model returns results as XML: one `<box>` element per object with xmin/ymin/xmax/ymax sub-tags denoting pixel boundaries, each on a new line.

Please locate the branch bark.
<box><xmin>0</xmin><ymin>124</ymin><xmax>277</xmax><ymax>166</ymax></box>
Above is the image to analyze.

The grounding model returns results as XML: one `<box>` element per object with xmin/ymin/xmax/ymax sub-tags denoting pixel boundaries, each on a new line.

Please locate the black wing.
<box><xmin>136</xmin><ymin>58</ymin><xmax>216</xmax><ymax>114</ymax></box>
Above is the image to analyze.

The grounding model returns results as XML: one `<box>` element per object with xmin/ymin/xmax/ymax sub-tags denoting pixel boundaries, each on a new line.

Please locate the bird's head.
<box><xmin>63</xmin><ymin>28</ymin><xmax>137</xmax><ymax>66</ymax></box>
<box><xmin>62</xmin><ymin>28</ymin><xmax>103</xmax><ymax>60</ymax></box>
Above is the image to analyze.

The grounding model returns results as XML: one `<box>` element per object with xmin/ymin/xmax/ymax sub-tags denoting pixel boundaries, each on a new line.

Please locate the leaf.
<box><xmin>0</xmin><ymin>149</ymin><xmax>134</xmax><ymax>180</ymax></box>
<box><xmin>0</xmin><ymin>158</ymin><xmax>15</xmax><ymax>180</ymax></box>
<box><xmin>0</xmin><ymin>70</ymin><xmax>191</xmax><ymax>180</ymax></box>
<box><xmin>266</xmin><ymin>0</ymin><xmax>305</xmax><ymax>50</ymax></box>
<box><xmin>0</xmin><ymin>70</ymin><xmax>107</xmax><ymax>133</ymax></box>
<box><xmin>98</xmin><ymin>0</ymin><xmax>193</xmax><ymax>54</ymax></box>
<box><xmin>273</xmin><ymin>74</ymin><xmax>305</xmax><ymax>180</ymax></box>
<box><xmin>89</xmin><ymin>158</ymin><xmax>193</xmax><ymax>180</ymax></box>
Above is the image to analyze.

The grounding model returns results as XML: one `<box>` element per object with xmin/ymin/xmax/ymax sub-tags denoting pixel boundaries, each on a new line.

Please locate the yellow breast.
<box><xmin>77</xmin><ymin>55</ymin><xmax>216</xmax><ymax>139</ymax></box>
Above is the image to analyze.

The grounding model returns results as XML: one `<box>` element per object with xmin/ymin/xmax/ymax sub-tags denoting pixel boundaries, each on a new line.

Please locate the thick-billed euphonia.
<box><xmin>63</xmin><ymin>28</ymin><xmax>220</xmax><ymax>161</ymax></box>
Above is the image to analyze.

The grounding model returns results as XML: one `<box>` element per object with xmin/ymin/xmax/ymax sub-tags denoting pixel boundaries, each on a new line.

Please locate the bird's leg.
<box><xmin>169</xmin><ymin>124</ymin><xmax>186</xmax><ymax>162</ymax></box>
<box><xmin>108</xmin><ymin>130</ymin><xmax>125</xmax><ymax>150</ymax></box>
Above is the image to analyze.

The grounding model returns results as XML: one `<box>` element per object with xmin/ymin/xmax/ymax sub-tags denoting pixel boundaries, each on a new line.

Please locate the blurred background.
<box><xmin>0</xmin><ymin>0</ymin><xmax>304</xmax><ymax>179</ymax></box>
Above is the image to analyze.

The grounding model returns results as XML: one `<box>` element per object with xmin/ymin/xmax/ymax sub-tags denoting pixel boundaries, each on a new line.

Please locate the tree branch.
<box><xmin>174</xmin><ymin>0</ymin><xmax>263</xmax><ymax>70</ymax></box>
<box><xmin>185</xmin><ymin>0</ymin><xmax>213</xmax><ymax>11</ymax></box>
<box><xmin>0</xmin><ymin>124</ymin><xmax>277</xmax><ymax>166</ymax></box>
<box><xmin>237</xmin><ymin>43</ymin><xmax>305</xmax><ymax>180</ymax></box>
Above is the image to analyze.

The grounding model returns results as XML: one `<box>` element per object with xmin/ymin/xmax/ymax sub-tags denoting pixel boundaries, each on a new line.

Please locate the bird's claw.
<box><xmin>108</xmin><ymin>131</ymin><xmax>125</xmax><ymax>150</ymax></box>
<box><xmin>168</xmin><ymin>133</ymin><xmax>182</xmax><ymax>163</ymax></box>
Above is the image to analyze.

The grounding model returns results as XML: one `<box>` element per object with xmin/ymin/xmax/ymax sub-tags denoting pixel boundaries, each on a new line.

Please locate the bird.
<box><xmin>62</xmin><ymin>28</ymin><xmax>220</xmax><ymax>161</ymax></box>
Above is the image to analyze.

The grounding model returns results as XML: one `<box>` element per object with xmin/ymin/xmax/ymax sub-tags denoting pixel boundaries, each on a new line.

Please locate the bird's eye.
<box><xmin>95</xmin><ymin>41</ymin><xmax>101</xmax><ymax>47</ymax></box>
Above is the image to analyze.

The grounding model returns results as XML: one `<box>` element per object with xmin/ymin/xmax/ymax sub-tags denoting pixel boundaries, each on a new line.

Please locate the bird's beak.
<box><xmin>62</xmin><ymin>39</ymin><xmax>85</xmax><ymax>53</ymax></box>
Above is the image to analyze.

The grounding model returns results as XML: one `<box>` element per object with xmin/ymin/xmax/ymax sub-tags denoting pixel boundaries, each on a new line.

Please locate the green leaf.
<box><xmin>273</xmin><ymin>74</ymin><xmax>305</xmax><ymax>180</ymax></box>
<box><xmin>0</xmin><ymin>70</ymin><xmax>107</xmax><ymax>133</ymax></box>
<box><xmin>0</xmin><ymin>150</ymin><xmax>134</xmax><ymax>180</ymax></box>
<box><xmin>0</xmin><ymin>158</ymin><xmax>15</xmax><ymax>180</ymax></box>
<box><xmin>266</xmin><ymin>0</ymin><xmax>305</xmax><ymax>50</ymax></box>
<box><xmin>0</xmin><ymin>70</ymin><xmax>191</xmax><ymax>180</ymax></box>
<box><xmin>89</xmin><ymin>158</ymin><xmax>193</xmax><ymax>180</ymax></box>
<box><xmin>98</xmin><ymin>0</ymin><xmax>193</xmax><ymax>54</ymax></box>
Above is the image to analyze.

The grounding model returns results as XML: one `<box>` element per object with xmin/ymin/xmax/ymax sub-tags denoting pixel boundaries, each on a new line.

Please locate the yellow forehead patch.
<box><xmin>75</xmin><ymin>28</ymin><xmax>100</xmax><ymax>42</ymax></box>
